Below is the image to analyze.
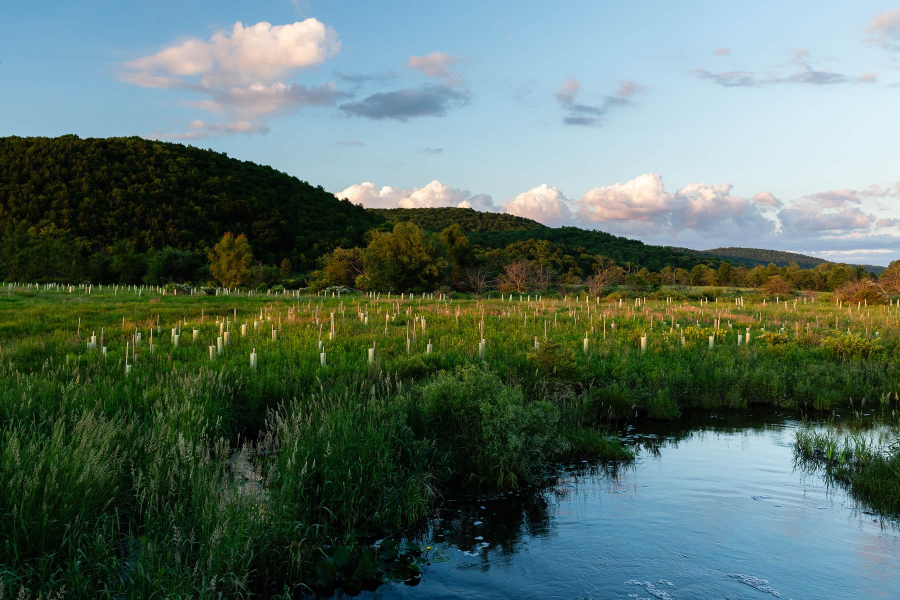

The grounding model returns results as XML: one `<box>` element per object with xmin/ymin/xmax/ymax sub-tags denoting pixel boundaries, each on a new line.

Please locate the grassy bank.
<box><xmin>795</xmin><ymin>423</ymin><xmax>900</xmax><ymax>517</ymax></box>
<box><xmin>1</xmin><ymin>284</ymin><xmax>898</xmax><ymax>597</ymax></box>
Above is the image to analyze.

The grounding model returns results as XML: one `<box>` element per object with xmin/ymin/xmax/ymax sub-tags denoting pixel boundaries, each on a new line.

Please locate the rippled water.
<box><xmin>371</xmin><ymin>411</ymin><xmax>900</xmax><ymax>599</ymax></box>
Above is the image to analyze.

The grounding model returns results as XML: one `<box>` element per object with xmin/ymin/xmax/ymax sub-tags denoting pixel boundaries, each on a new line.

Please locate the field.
<box><xmin>1</xmin><ymin>283</ymin><xmax>899</xmax><ymax>598</ymax></box>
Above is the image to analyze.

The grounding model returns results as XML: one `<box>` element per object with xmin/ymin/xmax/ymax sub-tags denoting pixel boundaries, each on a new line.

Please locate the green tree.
<box><xmin>439</xmin><ymin>224</ymin><xmax>474</xmax><ymax>289</ymax></box>
<box><xmin>280</xmin><ymin>258</ymin><xmax>292</xmax><ymax>278</ymax></box>
<box><xmin>364</xmin><ymin>222</ymin><xmax>450</xmax><ymax>292</ymax></box>
<box><xmin>308</xmin><ymin>247</ymin><xmax>367</xmax><ymax>291</ymax></box>
<box><xmin>208</xmin><ymin>232</ymin><xmax>254</xmax><ymax>287</ymax></box>
<box><xmin>715</xmin><ymin>262</ymin><xmax>734</xmax><ymax>286</ymax></box>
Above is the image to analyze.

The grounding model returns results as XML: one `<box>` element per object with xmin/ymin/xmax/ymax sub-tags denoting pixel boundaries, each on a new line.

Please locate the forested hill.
<box><xmin>370</xmin><ymin>207</ymin><xmax>543</xmax><ymax>232</ymax></box>
<box><xmin>672</xmin><ymin>246</ymin><xmax>885</xmax><ymax>274</ymax></box>
<box><xmin>371</xmin><ymin>208</ymin><xmax>719</xmax><ymax>272</ymax></box>
<box><xmin>0</xmin><ymin>135</ymin><xmax>380</xmax><ymax>269</ymax></box>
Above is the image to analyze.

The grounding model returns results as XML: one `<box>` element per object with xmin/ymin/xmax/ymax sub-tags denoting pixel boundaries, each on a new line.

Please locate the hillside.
<box><xmin>371</xmin><ymin>208</ymin><xmax>720</xmax><ymax>272</ymax></box>
<box><xmin>370</xmin><ymin>207</ymin><xmax>543</xmax><ymax>232</ymax></box>
<box><xmin>0</xmin><ymin>135</ymin><xmax>381</xmax><ymax>271</ymax></box>
<box><xmin>672</xmin><ymin>246</ymin><xmax>885</xmax><ymax>274</ymax></box>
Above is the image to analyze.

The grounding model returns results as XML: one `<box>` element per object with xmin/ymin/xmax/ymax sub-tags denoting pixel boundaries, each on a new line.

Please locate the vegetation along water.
<box><xmin>1</xmin><ymin>282</ymin><xmax>899</xmax><ymax>597</ymax></box>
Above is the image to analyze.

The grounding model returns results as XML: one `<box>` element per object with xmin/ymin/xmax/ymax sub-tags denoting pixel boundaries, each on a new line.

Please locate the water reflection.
<box><xmin>372</xmin><ymin>408</ymin><xmax>900</xmax><ymax>599</ymax></box>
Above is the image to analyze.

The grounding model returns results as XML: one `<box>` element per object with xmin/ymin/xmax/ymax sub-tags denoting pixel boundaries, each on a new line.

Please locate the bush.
<box><xmin>762</xmin><ymin>275</ymin><xmax>791</xmax><ymax>296</ymax></box>
<box><xmin>163</xmin><ymin>282</ymin><xmax>192</xmax><ymax>295</ymax></box>
<box><xmin>823</xmin><ymin>332</ymin><xmax>881</xmax><ymax>359</ymax></box>
<box><xmin>835</xmin><ymin>280</ymin><xmax>887</xmax><ymax>305</ymax></box>
<box><xmin>527</xmin><ymin>339</ymin><xmax>585</xmax><ymax>381</ymax></box>
<box><xmin>415</xmin><ymin>364</ymin><xmax>561</xmax><ymax>490</ymax></box>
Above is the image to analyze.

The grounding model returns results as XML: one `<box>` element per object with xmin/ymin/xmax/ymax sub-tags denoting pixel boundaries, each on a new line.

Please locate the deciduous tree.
<box><xmin>208</xmin><ymin>232</ymin><xmax>254</xmax><ymax>287</ymax></box>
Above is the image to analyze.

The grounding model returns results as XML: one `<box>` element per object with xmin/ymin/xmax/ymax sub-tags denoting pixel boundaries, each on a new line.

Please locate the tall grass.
<box><xmin>795</xmin><ymin>424</ymin><xmax>900</xmax><ymax>516</ymax></box>
<box><xmin>1</xmin><ymin>285</ymin><xmax>899</xmax><ymax>596</ymax></box>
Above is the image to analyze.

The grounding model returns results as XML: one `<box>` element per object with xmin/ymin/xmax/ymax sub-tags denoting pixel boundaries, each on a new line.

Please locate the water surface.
<box><xmin>376</xmin><ymin>411</ymin><xmax>900</xmax><ymax>599</ymax></box>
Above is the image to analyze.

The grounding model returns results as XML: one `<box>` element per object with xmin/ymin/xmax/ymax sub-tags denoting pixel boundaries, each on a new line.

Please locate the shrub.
<box><xmin>835</xmin><ymin>280</ymin><xmax>887</xmax><ymax>305</ymax></box>
<box><xmin>163</xmin><ymin>282</ymin><xmax>192</xmax><ymax>294</ymax></box>
<box><xmin>759</xmin><ymin>330</ymin><xmax>791</xmax><ymax>345</ymax></box>
<box><xmin>527</xmin><ymin>339</ymin><xmax>585</xmax><ymax>380</ymax></box>
<box><xmin>823</xmin><ymin>332</ymin><xmax>881</xmax><ymax>359</ymax></box>
<box><xmin>761</xmin><ymin>275</ymin><xmax>791</xmax><ymax>296</ymax></box>
<box><xmin>415</xmin><ymin>364</ymin><xmax>561</xmax><ymax>490</ymax></box>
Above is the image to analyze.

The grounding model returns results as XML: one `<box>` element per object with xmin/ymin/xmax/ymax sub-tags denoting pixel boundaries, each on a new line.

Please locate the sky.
<box><xmin>2</xmin><ymin>1</ymin><xmax>900</xmax><ymax>265</ymax></box>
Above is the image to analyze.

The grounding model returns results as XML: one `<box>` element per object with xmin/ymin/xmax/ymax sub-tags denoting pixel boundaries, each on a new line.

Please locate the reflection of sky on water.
<box><xmin>368</xmin><ymin>410</ymin><xmax>900</xmax><ymax>600</ymax></box>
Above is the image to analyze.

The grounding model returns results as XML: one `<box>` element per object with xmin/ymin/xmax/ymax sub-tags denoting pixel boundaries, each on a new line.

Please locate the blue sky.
<box><xmin>2</xmin><ymin>1</ymin><xmax>900</xmax><ymax>264</ymax></box>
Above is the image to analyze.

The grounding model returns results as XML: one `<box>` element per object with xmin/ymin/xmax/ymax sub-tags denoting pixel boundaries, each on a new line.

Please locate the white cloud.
<box><xmin>147</xmin><ymin>119</ymin><xmax>270</xmax><ymax>140</ymax></box>
<box><xmin>337</xmin><ymin>180</ymin><xmax>494</xmax><ymax>211</ymax></box>
<box><xmin>121</xmin><ymin>20</ymin><xmax>343</xmax><ymax>137</ymax></box>
<box><xmin>500</xmin><ymin>184</ymin><xmax>573</xmax><ymax>226</ymax></box>
<box><xmin>406</xmin><ymin>52</ymin><xmax>469</xmax><ymax>82</ymax></box>
<box><xmin>575</xmin><ymin>173</ymin><xmax>778</xmax><ymax>243</ymax></box>
<box><xmin>866</xmin><ymin>8</ymin><xmax>900</xmax><ymax>52</ymax></box>
<box><xmin>337</xmin><ymin>175</ymin><xmax>900</xmax><ymax>265</ymax></box>
<box><xmin>751</xmin><ymin>191</ymin><xmax>783</xmax><ymax>208</ymax></box>
<box><xmin>777</xmin><ymin>188</ymin><xmax>877</xmax><ymax>236</ymax></box>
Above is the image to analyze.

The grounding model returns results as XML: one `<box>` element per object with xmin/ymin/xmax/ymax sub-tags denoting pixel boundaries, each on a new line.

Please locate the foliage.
<box><xmin>527</xmin><ymin>339</ymin><xmax>584</xmax><ymax>380</ymax></box>
<box><xmin>370</xmin><ymin>206</ymin><xmax>543</xmax><ymax>232</ymax></box>
<box><xmin>0</xmin><ymin>135</ymin><xmax>381</xmax><ymax>279</ymax></box>
<box><xmin>1</xmin><ymin>285</ymin><xmax>899</xmax><ymax>595</ymax></box>
<box><xmin>761</xmin><ymin>274</ymin><xmax>791</xmax><ymax>296</ymax></box>
<box><xmin>208</xmin><ymin>232</ymin><xmax>254</xmax><ymax>287</ymax></box>
<box><xmin>823</xmin><ymin>332</ymin><xmax>881</xmax><ymax>359</ymax></box>
<box><xmin>835</xmin><ymin>279</ymin><xmax>887</xmax><ymax>305</ymax></box>
<box><xmin>414</xmin><ymin>364</ymin><xmax>562</xmax><ymax>490</ymax></box>
<box><xmin>363</xmin><ymin>222</ymin><xmax>450</xmax><ymax>292</ymax></box>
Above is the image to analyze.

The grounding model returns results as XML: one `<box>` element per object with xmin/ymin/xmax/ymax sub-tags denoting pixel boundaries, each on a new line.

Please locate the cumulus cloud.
<box><xmin>714</xmin><ymin>47</ymin><xmax>731</xmax><ymax>56</ymax></box>
<box><xmin>500</xmin><ymin>184</ymin><xmax>574</xmax><ymax>226</ymax></box>
<box><xmin>337</xmin><ymin>174</ymin><xmax>900</xmax><ymax>263</ymax></box>
<box><xmin>121</xmin><ymin>20</ymin><xmax>344</xmax><ymax>138</ymax></box>
<box><xmin>554</xmin><ymin>78</ymin><xmax>643</xmax><ymax>126</ymax></box>
<box><xmin>575</xmin><ymin>174</ymin><xmax>777</xmax><ymax>241</ymax></box>
<box><xmin>693</xmin><ymin>49</ymin><xmax>876</xmax><ymax>87</ymax></box>
<box><xmin>777</xmin><ymin>188</ymin><xmax>879</xmax><ymax>236</ymax></box>
<box><xmin>866</xmin><ymin>8</ymin><xmax>900</xmax><ymax>52</ymax></box>
<box><xmin>751</xmin><ymin>191</ymin><xmax>783</xmax><ymax>208</ymax></box>
<box><xmin>337</xmin><ymin>180</ymin><xmax>494</xmax><ymax>211</ymax></box>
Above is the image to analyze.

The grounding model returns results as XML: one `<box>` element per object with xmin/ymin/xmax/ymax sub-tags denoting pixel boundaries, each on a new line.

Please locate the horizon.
<box><xmin>2</xmin><ymin>1</ymin><xmax>899</xmax><ymax>265</ymax></box>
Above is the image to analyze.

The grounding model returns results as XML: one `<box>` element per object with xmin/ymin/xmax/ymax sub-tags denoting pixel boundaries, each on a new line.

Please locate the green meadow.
<box><xmin>1</xmin><ymin>283</ymin><xmax>898</xmax><ymax>597</ymax></box>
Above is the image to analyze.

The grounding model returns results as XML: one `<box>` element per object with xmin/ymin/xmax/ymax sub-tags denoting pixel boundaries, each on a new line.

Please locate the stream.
<box><xmin>367</xmin><ymin>411</ymin><xmax>900</xmax><ymax>599</ymax></box>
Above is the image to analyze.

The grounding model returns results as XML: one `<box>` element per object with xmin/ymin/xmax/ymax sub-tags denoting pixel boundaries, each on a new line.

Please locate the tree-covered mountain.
<box><xmin>1</xmin><ymin>136</ymin><xmax>883</xmax><ymax>288</ymax></box>
<box><xmin>370</xmin><ymin>207</ymin><xmax>543</xmax><ymax>232</ymax></box>
<box><xmin>0</xmin><ymin>135</ymin><xmax>381</xmax><ymax>275</ymax></box>
<box><xmin>370</xmin><ymin>208</ymin><xmax>720</xmax><ymax>272</ymax></box>
<box><xmin>671</xmin><ymin>246</ymin><xmax>885</xmax><ymax>274</ymax></box>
